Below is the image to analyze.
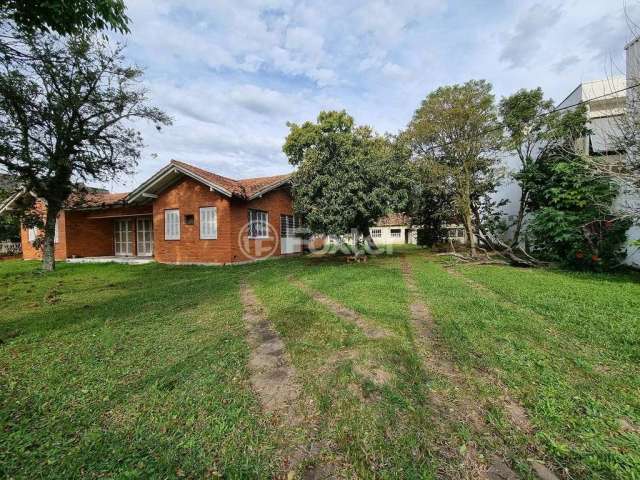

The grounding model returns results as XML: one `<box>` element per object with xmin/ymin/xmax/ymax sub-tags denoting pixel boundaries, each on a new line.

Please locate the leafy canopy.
<box><xmin>0</xmin><ymin>0</ymin><xmax>129</xmax><ymax>35</ymax></box>
<box><xmin>404</xmin><ymin>79</ymin><xmax>503</xmax><ymax>254</ymax></box>
<box><xmin>283</xmin><ymin>110</ymin><xmax>410</xmax><ymax>236</ymax></box>
<box><xmin>0</xmin><ymin>30</ymin><xmax>171</xmax><ymax>269</ymax></box>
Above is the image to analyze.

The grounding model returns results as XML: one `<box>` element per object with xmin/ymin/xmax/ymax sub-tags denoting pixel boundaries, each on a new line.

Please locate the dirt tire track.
<box><xmin>400</xmin><ymin>256</ymin><xmax>520</xmax><ymax>480</ymax></box>
<box><xmin>289</xmin><ymin>278</ymin><xmax>390</xmax><ymax>339</ymax></box>
<box><xmin>240</xmin><ymin>283</ymin><xmax>336</xmax><ymax>479</ymax></box>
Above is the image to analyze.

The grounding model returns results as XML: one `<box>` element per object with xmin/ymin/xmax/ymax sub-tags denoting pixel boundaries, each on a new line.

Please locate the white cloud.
<box><xmin>499</xmin><ymin>3</ymin><xmax>564</xmax><ymax>69</ymax></box>
<box><xmin>100</xmin><ymin>0</ymin><xmax>638</xmax><ymax>191</ymax></box>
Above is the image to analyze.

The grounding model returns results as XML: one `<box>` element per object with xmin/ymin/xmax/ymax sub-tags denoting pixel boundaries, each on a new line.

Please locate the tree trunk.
<box><xmin>41</xmin><ymin>207</ymin><xmax>59</xmax><ymax>271</ymax></box>
<box><xmin>511</xmin><ymin>190</ymin><xmax>528</xmax><ymax>247</ymax></box>
<box><xmin>362</xmin><ymin>225</ymin><xmax>377</xmax><ymax>251</ymax></box>
<box><xmin>463</xmin><ymin>211</ymin><xmax>476</xmax><ymax>257</ymax></box>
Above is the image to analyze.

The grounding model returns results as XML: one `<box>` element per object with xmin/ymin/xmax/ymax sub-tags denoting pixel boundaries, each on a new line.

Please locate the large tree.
<box><xmin>0</xmin><ymin>31</ymin><xmax>171</xmax><ymax>270</ymax></box>
<box><xmin>283</xmin><ymin>110</ymin><xmax>410</xmax><ymax>252</ymax></box>
<box><xmin>499</xmin><ymin>88</ymin><xmax>589</xmax><ymax>246</ymax></box>
<box><xmin>404</xmin><ymin>80</ymin><xmax>503</xmax><ymax>257</ymax></box>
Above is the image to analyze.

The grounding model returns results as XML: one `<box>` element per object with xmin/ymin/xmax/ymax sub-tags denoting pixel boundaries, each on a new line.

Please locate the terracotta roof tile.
<box><xmin>171</xmin><ymin>159</ymin><xmax>291</xmax><ymax>199</ymax></box>
<box><xmin>65</xmin><ymin>191</ymin><xmax>128</xmax><ymax>209</ymax></box>
<box><xmin>375</xmin><ymin>213</ymin><xmax>412</xmax><ymax>226</ymax></box>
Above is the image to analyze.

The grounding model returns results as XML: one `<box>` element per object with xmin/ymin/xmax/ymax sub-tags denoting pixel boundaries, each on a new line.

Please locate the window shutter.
<box><xmin>54</xmin><ymin>220</ymin><xmax>59</xmax><ymax>243</ymax></box>
<box><xmin>165</xmin><ymin>210</ymin><xmax>180</xmax><ymax>240</ymax></box>
<box><xmin>200</xmin><ymin>207</ymin><xmax>217</xmax><ymax>239</ymax></box>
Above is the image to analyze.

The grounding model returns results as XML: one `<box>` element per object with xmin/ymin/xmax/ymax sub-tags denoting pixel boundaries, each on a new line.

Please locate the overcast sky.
<box><xmin>108</xmin><ymin>0</ymin><xmax>636</xmax><ymax>191</ymax></box>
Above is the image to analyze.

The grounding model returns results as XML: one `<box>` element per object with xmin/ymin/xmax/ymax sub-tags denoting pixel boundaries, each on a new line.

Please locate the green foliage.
<box><xmin>283</xmin><ymin>110</ymin><xmax>411</xmax><ymax>236</ymax></box>
<box><xmin>527</xmin><ymin>153</ymin><xmax>631</xmax><ymax>269</ymax></box>
<box><xmin>0</xmin><ymin>30</ymin><xmax>171</xmax><ymax>269</ymax></box>
<box><xmin>0</xmin><ymin>0</ymin><xmax>129</xmax><ymax>35</ymax></box>
<box><xmin>404</xmin><ymin>80</ymin><xmax>503</xmax><ymax>253</ymax></box>
<box><xmin>499</xmin><ymin>88</ymin><xmax>590</xmax><ymax>244</ymax></box>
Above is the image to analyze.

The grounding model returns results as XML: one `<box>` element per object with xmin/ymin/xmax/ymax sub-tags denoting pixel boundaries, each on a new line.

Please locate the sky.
<box><xmin>107</xmin><ymin>0</ymin><xmax>638</xmax><ymax>191</ymax></box>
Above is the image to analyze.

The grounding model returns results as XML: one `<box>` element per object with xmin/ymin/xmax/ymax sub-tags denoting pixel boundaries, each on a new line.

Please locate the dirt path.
<box><xmin>400</xmin><ymin>256</ymin><xmax>522</xmax><ymax>480</ymax></box>
<box><xmin>403</xmin><ymin>257</ymin><xmax>562</xmax><ymax>480</ymax></box>
<box><xmin>240</xmin><ymin>283</ymin><xmax>334</xmax><ymax>479</ymax></box>
<box><xmin>289</xmin><ymin>278</ymin><xmax>390</xmax><ymax>339</ymax></box>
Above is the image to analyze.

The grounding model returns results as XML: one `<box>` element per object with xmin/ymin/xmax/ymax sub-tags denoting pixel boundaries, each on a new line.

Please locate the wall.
<box><xmin>153</xmin><ymin>178</ymin><xmax>297</xmax><ymax>264</ymax></box>
<box><xmin>20</xmin><ymin>203</ymin><xmax>67</xmax><ymax>260</ymax></box>
<box><xmin>153</xmin><ymin>177</ymin><xmax>234</xmax><ymax>264</ymax></box>
<box><xmin>229</xmin><ymin>187</ymin><xmax>296</xmax><ymax>263</ymax></box>
<box><xmin>65</xmin><ymin>205</ymin><xmax>152</xmax><ymax>258</ymax></box>
<box><xmin>370</xmin><ymin>225</ymin><xmax>411</xmax><ymax>245</ymax></box>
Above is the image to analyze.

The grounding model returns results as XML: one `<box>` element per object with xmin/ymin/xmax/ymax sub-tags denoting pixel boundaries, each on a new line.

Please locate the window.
<box><xmin>184</xmin><ymin>214</ymin><xmax>195</xmax><ymax>225</ymax></box>
<box><xmin>390</xmin><ymin>228</ymin><xmax>401</xmax><ymax>238</ymax></box>
<box><xmin>200</xmin><ymin>207</ymin><xmax>217</xmax><ymax>239</ymax></box>
<box><xmin>248</xmin><ymin>209</ymin><xmax>268</xmax><ymax>238</ymax></box>
<box><xmin>370</xmin><ymin>228</ymin><xmax>382</xmax><ymax>238</ymax></box>
<box><xmin>26</xmin><ymin>219</ymin><xmax>58</xmax><ymax>243</ymax></box>
<box><xmin>164</xmin><ymin>209</ymin><xmax>180</xmax><ymax>240</ymax></box>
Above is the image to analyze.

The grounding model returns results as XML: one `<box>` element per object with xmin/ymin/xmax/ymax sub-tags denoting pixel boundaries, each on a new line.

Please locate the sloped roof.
<box><xmin>170</xmin><ymin>160</ymin><xmax>292</xmax><ymax>199</ymax></box>
<box><xmin>375</xmin><ymin>213</ymin><xmax>412</xmax><ymax>226</ymax></box>
<box><xmin>0</xmin><ymin>161</ymin><xmax>293</xmax><ymax>214</ymax></box>
<box><xmin>65</xmin><ymin>191</ymin><xmax>128</xmax><ymax>209</ymax></box>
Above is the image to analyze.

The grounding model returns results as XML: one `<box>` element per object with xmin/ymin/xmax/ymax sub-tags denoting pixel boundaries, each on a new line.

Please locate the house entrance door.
<box><xmin>136</xmin><ymin>217</ymin><xmax>153</xmax><ymax>256</ymax></box>
<box><xmin>114</xmin><ymin>219</ymin><xmax>133</xmax><ymax>256</ymax></box>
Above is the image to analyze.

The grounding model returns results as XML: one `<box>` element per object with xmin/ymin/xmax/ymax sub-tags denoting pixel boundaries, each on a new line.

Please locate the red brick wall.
<box><xmin>20</xmin><ymin>201</ymin><xmax>67</xmax><ymax>260</ymax></box>
<box><xmin>229</xmin><ymin>187</ymin><xmax>296</xmax><ymax>263</ymax></box>
<box><xmin>153</xmin><ymin>177</ymin><xmax>234</xmax><ymax>264</ymax></box>
<box><xmin>152</xmin><ymin>178</ymin><xmax>297</xmax><ymax>264</ymax></box>
<box><xmin>65</xmin><ymin>205</ymin><xmax>152</xmax><ymax>258</ymax></box>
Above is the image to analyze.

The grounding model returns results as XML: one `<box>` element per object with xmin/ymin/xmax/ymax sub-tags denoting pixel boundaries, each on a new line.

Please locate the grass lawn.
<box><xmin>1</xmin><ymin>248</ymin><xmax>639</xmax><ymax>479</ymax></box>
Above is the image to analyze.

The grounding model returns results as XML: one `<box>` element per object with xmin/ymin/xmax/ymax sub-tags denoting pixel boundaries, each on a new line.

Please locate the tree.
<box><xmin>499</xmin><ymin>88</ymin><xmax>590</xmax><ymax>246</ymax></box>
<box><xmin>404</xmin><ymin>80</ymin><xmax>503</xmax><ymax>257</ymax></box>
<box><xmin>0</xmin><ymin>0</ymin><xmax>129</xmax><ymax>35</ymax></box>
<box><xmin>0</xmin><ymin>31</ymin><xmax>171</xmax><ymax>270</ymax></box>
<box><xmin>409</xmin><ymin>155</ymin><xmax>455</xmax><ymax>246</ymax></box>
<box><xmin>526</xmin><ymin>149</ymin><xmax>631</xmax><ymax>269</ymax></box>
<box><xmin>283</xmin><ymin>110</ymin><xmax>410</xmax><ymax>252</ymax></box>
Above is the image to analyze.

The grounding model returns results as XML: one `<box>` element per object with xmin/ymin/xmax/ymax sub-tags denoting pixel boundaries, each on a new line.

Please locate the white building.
<box><xmin>495</xmin><ymin>73</ymin><xmax>640</xmax><ymax>267</ymax></box>
<box><xmin>371</xmin><ymin>213</ymin><xmax>417</xmax><ymax>244</ymax></box>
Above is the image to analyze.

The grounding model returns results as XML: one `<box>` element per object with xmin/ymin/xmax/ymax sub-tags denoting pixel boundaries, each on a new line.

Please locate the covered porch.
<box><xmin>64</xmin><ymin>205</ymin><xmax>155</xmax><ymax>260</ymax></box>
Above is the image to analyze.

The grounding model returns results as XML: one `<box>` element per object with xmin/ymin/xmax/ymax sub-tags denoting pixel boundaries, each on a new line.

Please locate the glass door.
<box><xmin>136</xmin><ymin>217</ymin><xmax>153</xmax><ymax>257</ymax></box>
<box><xmin>114</xmin><ymin>219</ymin><xmax>133</xmax><ymax>256</ymax></box>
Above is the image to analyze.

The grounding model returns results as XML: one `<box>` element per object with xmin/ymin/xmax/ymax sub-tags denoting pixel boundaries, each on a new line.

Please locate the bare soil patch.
<box><xmin>241</xmin><ymin>283</ymin><xmax>301</xmax><ymax>416</ymax></box>
<box><xmin>401</xmin><ymin>256</ymin><xmax>520</xmax><ymax>480</ymax></box>
<box><xmin>240</xmin><ymin>283</ymin><xmax>337</xmax><ymax>478</ymax></box>
<box><xmin>289</xmin><ymin>278</ymin><xmax>390</xmax><ymax>339</ymax></box>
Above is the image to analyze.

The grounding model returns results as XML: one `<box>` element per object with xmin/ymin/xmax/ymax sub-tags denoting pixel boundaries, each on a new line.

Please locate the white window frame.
<box><xmin>27</xmin><ymin>226</ymin><xmax>37</xmax><ymax>242</ymax></box>
<box><xmin>390</xmin><ymin>228</ymin><xmax>401</xmax><ymax>238</ymax></box>
<box><xmin>248</xmin><ymin>209</ymin><xmax>269</xmax><ymax>239</ymax></box>
<box><xmin>370</xmin><ymin>228</ymin><xmax>382</xmax><ymax>238</ymax></box>
<box><xmin>164</xmin><ymin>209</ymin><xmax>180</xmax><ymax>240</ymax></box>
<box><xmin>199</xmin><ymin>207</ymin><xmax>218</xmax><ymax>240</ymax></box>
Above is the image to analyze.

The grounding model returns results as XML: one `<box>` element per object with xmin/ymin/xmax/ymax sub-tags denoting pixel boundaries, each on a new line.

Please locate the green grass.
<box><xmin>412</xmin><ymin>257</ymin><xmax>640</xmax><ymax>479</ymax></box>
<box><xmin>1</xmin><ymin>251</ymin><xmax>639</xmax><ymax>479</ymax></box>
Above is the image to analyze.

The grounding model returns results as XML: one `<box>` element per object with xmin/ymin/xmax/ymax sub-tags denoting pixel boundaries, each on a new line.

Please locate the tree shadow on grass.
<box><xmin>0</xmin><ymin>263</ymin><xmax>243</xmax><ymax>343</ymax></box>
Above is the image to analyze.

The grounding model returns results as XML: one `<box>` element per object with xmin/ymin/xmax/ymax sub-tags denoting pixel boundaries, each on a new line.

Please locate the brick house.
<box><xmin>0</xmin><ymin>160</ymin><xmax>302</xmax><ymax>264</ymax></box>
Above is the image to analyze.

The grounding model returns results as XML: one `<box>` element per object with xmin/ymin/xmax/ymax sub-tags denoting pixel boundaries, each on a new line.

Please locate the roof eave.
<box><xmin>127</xmin><ymin>164</ymin><xmax>233</xmax><ymax>203</ymax></box>
<box><xmin>0</xmin><ymin>188</ymin><xmax>26</xmax><ymax>214</ymax></box>
<box><xmin>246</xmin><ymin>177</ymin><xmax>292</xmax><ymax>200</ymax></box>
